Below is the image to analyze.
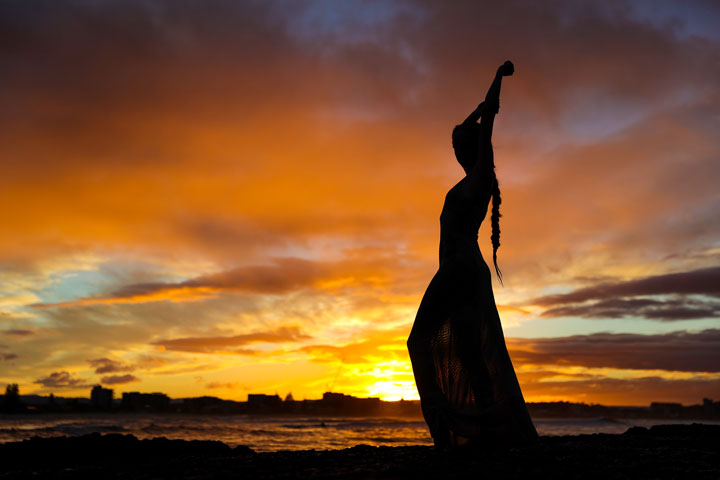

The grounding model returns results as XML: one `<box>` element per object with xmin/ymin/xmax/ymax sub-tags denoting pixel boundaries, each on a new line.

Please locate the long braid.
<box><xmin>453</xmin><ymin>122</ymin><xmax>504</xmax><ymax>285</ymax></box>
<box><xmin>490</xmin><ymin>163</ymin><xmax>503</xmax><ymax>286</ymax></box>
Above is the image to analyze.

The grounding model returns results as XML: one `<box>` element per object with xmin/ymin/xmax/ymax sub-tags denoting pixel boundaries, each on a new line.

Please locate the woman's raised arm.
<box><xmin>464</xmin><ymin>61</ymin><xmax>514</xmax><ymax>196</ymax></box>
<box><xmin>479</xmin><ymin>61</ymin><xmax>513</xmax><ymax>144</ymax></box>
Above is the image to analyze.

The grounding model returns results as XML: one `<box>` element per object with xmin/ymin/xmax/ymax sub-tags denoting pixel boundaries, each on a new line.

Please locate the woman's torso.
<box><xmin>439</xmin><ymin>178</ymin><xmax>492</xmax><ymax>270</ymax></box>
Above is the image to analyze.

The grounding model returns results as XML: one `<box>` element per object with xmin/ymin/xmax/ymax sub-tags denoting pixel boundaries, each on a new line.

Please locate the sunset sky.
<box><xmin>1</xmin><ymin>0</ymin><xmax>719</xmax><ymax>406</ymax></box>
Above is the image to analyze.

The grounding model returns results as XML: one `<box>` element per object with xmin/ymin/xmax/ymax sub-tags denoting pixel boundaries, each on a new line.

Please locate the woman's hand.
<box><xmin>497</xmin><ymin>61</ymin><xmax>514</xmax><ymax>77</ymax></box>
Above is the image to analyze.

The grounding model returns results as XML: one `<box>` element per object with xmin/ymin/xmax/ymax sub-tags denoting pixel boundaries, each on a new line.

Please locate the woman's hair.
<box><xmin>490</xmin><ymin>174</ymin><xmax>503</xmax><ymax>286</ymax></box>
<box><xmin>451</xmin><ymin>123</ymin><xmax>481</xmax><ymax>171</ymax></box>
<box><xmin>451</xmin><ymin>123</ymin><xmax>504</xmax><ymax>286</ymax></box>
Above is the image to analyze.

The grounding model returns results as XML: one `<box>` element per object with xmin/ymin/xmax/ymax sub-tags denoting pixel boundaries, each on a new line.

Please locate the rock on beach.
<box><xmin>1</xmin><ymin>424</ymin><xmax>718</xmax><ymax>479</ymax></box>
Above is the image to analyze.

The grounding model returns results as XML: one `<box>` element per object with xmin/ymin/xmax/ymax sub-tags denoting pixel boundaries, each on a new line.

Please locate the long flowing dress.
<box><xmin>407</xmin><ymin>176</ymin><xmax>538</xmax><ymax>448</ymax></box>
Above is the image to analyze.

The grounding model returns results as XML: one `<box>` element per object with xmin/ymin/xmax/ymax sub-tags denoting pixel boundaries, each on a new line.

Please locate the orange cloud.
<box><xmin>153</xmin><ymin>326</ymin><xmax>312</xmax><ymax>354</ymax></box>
<box><xmin>300</xmin><ymin>325</ymin><xmax>409</xmax><ymax>364</ymax></box>
<box><xmin>33</xmin><ymin>371</ymin><xmax>91</xmax><ymax>389</ymax></box>
<box><xmin>101</xmin><ymin>374</ymin><xmax>139</xmax><ymax>385</ymax></box>
<box><xmin>89</xmin><ymin>357</ymin><xmax>135</xmax><ymax>374</ymax></box>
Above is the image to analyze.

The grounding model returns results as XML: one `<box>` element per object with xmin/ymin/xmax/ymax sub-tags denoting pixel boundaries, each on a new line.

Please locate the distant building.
<box><xmin>650</xmin><ymin>402</ymin><xmax>682</xmax><ymax>417</ymax></box>
<box><xmin>90</xmin><ymin>385</ymin><xmax>113</xmax><ymax>409</ymax></box>
<box><xmin>180</xmin><ymin>396</ymin><xmax>240</xmax><ymax>414</ymax></box>
<box><xmin>703</xmin><ymin>398</ymin><xmax>716</xmax><ymax>416</ymax></box>
<box><xmin>322</xmin><ymin>392</ymin><xmax>381</xmax><ymax>403</ymax></box>
<box><xmin>247</xmin><ymin>394</ymin><xmax>282</xmax><ymax>410</ymax></box>
<box><xmin>121</xmin><ymin>392</ymin><xmax>170</xmax><ymax>411</ymax></box>
<box><xmin>321</xmin><ymin>392</ymin><xmax>381</xmax><ymax>414</ymax></box>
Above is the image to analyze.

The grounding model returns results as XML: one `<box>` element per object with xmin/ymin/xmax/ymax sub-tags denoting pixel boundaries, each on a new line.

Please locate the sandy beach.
<box><xmin>1</xmin><ymin>424</ymin><xmax>718</xmax><ymax>479</ymax></box>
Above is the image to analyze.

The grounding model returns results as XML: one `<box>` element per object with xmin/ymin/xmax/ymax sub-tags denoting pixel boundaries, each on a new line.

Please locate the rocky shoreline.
<box><xmin>1</xmin><ymin>424</ymin><xmax>718</xmax><ymax>479</ymax></box>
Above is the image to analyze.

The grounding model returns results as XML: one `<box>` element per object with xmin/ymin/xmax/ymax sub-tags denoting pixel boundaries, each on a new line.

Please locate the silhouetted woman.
<box><xmin>407</xmin><ymin>61</ymin><xmax>537</xmax><ymax>451</ymax></box>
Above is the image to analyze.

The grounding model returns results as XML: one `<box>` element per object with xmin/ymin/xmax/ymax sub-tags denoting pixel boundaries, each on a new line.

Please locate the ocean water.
<box><xmin>1</xmin><ymin>414</ymin><xmax>718</xmax><ymax>452</ymax></box>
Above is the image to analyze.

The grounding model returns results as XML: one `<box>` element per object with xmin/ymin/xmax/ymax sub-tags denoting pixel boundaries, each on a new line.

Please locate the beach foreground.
<box><xmin>1</xmin><ymin>424</ymin><xmax>718</xmax><ymax>479</ymax></box>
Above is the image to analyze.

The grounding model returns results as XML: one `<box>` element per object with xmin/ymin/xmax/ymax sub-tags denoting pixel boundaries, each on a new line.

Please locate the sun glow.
<box><xmin>367</xmin><ymin>381</ymin><xmax>419</xmax><ymax>401</ymax></box>
<box><xmin>358</xmin><ymin>361</ymin><xmax>419</xmax><ymax>401</ymax></box>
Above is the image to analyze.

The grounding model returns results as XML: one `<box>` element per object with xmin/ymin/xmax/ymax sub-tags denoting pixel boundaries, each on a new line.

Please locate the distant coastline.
<box><xmin>4</xmin><ymin>389</ymin><xmax>720</xmax><ymax>420</ymax></box>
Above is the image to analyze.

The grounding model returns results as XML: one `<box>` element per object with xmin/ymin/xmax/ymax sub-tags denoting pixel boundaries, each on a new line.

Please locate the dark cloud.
<box><xmin>526</xmin><ymin>267</ymin><xmax>720</xmax><ymax>320</ymax></box>
<box><xmin>153</xmin><ymin>257</ymin><xmax>324</xmax><ymax>294</ymax></box>
<box><xmin>153</xmin><ymin>326</ymin><xmax>311</xmax><ymax>354</ymax></box>
<box><xmin>205</xmin><ymin>381</ymin><xmax>239</xmax><ymax>389</ymax></box>
<box><xmin>29</xmin><ymin>257</ymin><xmax>326</xmax><ymax>308</ymax></box>
<box><xmin>531</xmin><ymin>267</ymin><xmax>720</xmax><ymax>306</ymax></box>
<box><xmin>543</xmin><ymin>297</ymin><xmax>663</xmax><ymax>318</ymax></box>
<box><xmin>642</xmin><ymin>304</ymin><xmax>719</xmax><ymax>320</ymax></box>
<box><xmin>33</xmin><ymin>371</ymin><xmax>91</xmax><ymax>389</ymax></box>
<box><xmin>31</xmin><ymin>254</ymin><xmax>411</xmax><ymax>309</ymax></box>
<box><xmin>101</xmin><ymin>374</ymin><xmax>139</xmax><ymax>385</ymax></box>
<box><xmin>541</xmin><ymin>297</ymin><xmax>720</xmax><ymax>321</ymax></box>
<box><xmin>508</xmin><ymin>329</ymin><xmax>720</xmax><ymax>373</ymax></box>
<box><xmin>134</xmin><ymin>355</ymin><xmax>169</xmax><ymax>370</ymax></box>
<box><xmin>1</xmin><ymin>353</ymin><xmax>18</xmax><ymax>361</ymax></box>
<box><xmin>2</xmin><ymin>329</ymin><xmax>33</xmax><ymax>336</ymax></box>
<box><xmin>89</xmin><ymin>357</ymin><xmax>135</xmax><ymax>374</ymax></box>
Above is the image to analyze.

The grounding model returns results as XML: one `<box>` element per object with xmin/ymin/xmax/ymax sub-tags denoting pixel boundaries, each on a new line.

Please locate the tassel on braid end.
<box><xmin>493</xmin><ymin>254</ymin><xmax>504</xmax><ymax>287</ymax></box>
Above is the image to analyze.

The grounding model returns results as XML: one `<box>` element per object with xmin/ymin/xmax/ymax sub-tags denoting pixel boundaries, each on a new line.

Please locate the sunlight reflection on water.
<box><xmin>1</xmin><ymin>414</ymin><xmax>718</xmax><ymax>452</ymax></box>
